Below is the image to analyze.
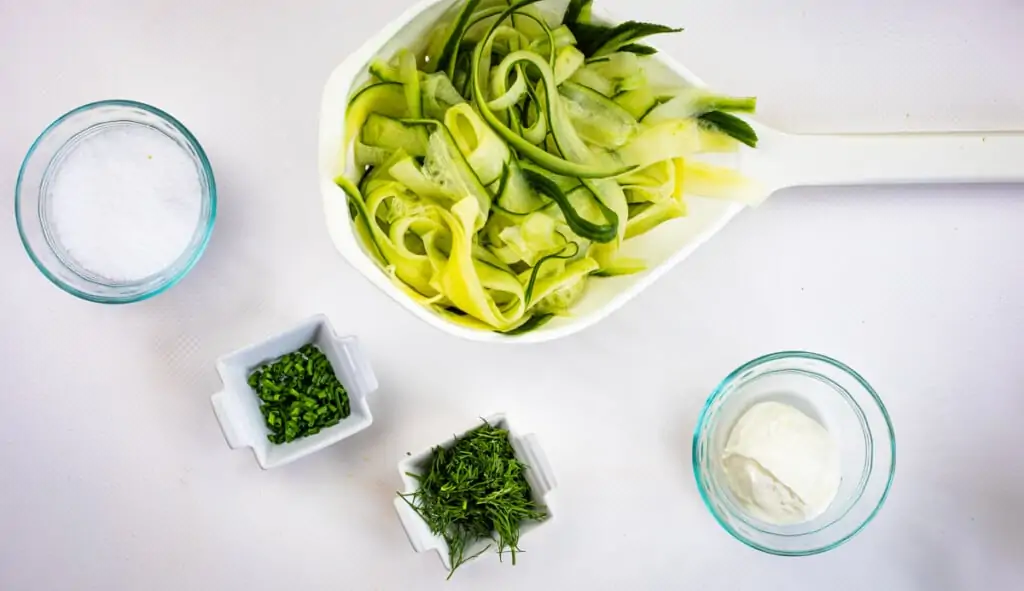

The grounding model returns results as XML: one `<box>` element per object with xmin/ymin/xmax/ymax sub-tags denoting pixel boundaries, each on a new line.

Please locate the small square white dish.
<box><xmin>393</xmin><ymin>413</ymin><xmax>556</xmax><ymax>572</ymax></box>
<box><xmin>210</xmin><ymin>314</ymin><xmax>378</xmax><ymax>469</ymax></box>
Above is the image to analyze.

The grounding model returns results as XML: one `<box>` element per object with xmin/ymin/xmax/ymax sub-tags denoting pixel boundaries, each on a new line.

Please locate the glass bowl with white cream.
<box><xmin>692</xmin><ymin>351</ymin><xmax>895</xmax><ymax>555</ymax></box>
<box><xmin>16</xmin><ymin>100</ymin><xmax>216</xmax><ymax>303</ymax></box>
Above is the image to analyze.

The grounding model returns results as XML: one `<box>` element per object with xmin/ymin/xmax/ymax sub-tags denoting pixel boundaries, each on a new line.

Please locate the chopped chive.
<box><xmin>246</xmin><ymin>344</ymin><xmax>352</xmax><ymax>444</ymax></box>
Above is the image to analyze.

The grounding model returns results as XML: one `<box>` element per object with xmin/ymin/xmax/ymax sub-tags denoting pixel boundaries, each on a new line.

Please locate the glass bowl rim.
<box><xmin>14</xmin><ymin>98</ymin><xmax>217</xmax><ymax>304</ymax></box>
<box><xmin>691</xmin><ymin>350</ymin><xmax>896</xmax><ymax>556</ymax></box>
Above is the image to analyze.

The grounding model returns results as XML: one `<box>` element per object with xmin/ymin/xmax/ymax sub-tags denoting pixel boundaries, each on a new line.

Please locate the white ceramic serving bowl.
<box><xmin>317</xmin><ymin>0</ymin><xmax>753</xmax><ymax>343</ymax></box>
<box><xmin>317</xmin><ymin>0</ymin><xmax>761</xmax><ymax>340</ymax></box>
<box><xmin>393</xmin><ymin>413</ymin><xmax>556</xmax><ymax>572</ymax></box>
<box><xmin>318</xmin><ymin>1</ymin><xmax>1024</xmax><ymax>343</ymax></box>
<box><xmin>211</xmin><ymin>314</ymin><xmax>379</xmax><ymax>469</ymax></box>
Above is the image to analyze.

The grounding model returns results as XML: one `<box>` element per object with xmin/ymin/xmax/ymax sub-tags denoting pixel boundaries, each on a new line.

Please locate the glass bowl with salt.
<box><xmin>16</xmin><ymin>100</ymin><xmax>216</xmax><ymax>303</ymax></box>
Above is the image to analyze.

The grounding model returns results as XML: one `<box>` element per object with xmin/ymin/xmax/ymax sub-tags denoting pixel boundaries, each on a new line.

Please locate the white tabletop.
<box><xmin>2</xmin><ymin>0</ymin><xmax>1023</xmax><ymax>589</ymax></box>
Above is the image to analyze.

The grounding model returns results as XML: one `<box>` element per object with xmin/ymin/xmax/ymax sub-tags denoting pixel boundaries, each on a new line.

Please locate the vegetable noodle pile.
<box><xmin>337</xmin><ymin>0</ymin><xmax>759</xmax><ymax>334</ymax></box>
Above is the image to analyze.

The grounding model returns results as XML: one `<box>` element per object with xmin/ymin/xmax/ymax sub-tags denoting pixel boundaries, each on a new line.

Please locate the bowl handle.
<box><xmin>518</xmin><ymin>433</ymin><xmax>557</xmax><ymax>496</ymax></box>
<box><xmin>393</xmin><ymin>496</ymin><xmax>434</xmax><ymax>554</ymax></box>
<box><xmin>339</xmin><ymin>336</ymin><xmax>379</xmax><ymax>396</ymax></box>
<box><xmin>211</xmin><ymin>391</ymin><xmax>246</xmax><ymax>449</ymax></box>
<box><xmin>751</xmin><ymin>127</ymin><xmax>1024</xmax><ymax>193</ymax></box>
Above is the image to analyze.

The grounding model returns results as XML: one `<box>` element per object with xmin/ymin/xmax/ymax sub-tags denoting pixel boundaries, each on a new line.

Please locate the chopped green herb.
<box><xmin>699</xmin><ymin>110</ymin><xmax>759</xmax><ymax>148</ymax></box>
<box><xmin>247</xmin><ymin>344</ymin><xmax>351</xmax><ymax>444</ymax></box>
<box><xmin>564</xmin><ymin>0</ymin><xmax>681</xmax><ymax>57</ymax></box>
<box><xmin>399</xmin><ymin>421</ymin><xmax>546</xmax><ymax>579</ymax></box>
<box><xmin>618</xmin><ymin>43</ymin><xmax>658</xmax><ymax>56</ymax></box>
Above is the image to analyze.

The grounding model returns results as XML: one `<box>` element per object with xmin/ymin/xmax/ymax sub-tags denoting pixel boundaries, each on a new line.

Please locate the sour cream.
<box><xmin>721</xmin><ymin>401</ymin><xmax>841</xmax><ymax>525</ymax></box>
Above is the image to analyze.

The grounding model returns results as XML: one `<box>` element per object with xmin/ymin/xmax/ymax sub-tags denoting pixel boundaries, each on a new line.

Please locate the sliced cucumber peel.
<box><xmin>335</xmin><ymin>0</ymin><xmax>760</xmax><ymax>333</ymax></box>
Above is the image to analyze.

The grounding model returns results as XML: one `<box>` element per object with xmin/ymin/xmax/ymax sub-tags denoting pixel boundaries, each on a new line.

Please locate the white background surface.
<box><xmin>2</xmin><ymin>0</ymin><xmax>1023</xmax><ymax>589</ymax></box>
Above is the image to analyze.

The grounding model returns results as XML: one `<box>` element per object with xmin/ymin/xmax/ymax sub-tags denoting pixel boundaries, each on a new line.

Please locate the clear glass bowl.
<box><xmin>15</xmin><ymin>99</ymin><xmax>216</xmax><ymax>303</ymax></box>
<box><xmin>692</xmin><ymin>351</ymin><xmax>896</xmax><ymax>555</ymax></box>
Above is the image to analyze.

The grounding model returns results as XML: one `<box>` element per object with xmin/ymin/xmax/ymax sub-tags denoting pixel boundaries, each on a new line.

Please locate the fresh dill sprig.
<box><xmin>399</xmin><ymin>421</ymin><xmax>546</xmax><ymax>579</ymax></box>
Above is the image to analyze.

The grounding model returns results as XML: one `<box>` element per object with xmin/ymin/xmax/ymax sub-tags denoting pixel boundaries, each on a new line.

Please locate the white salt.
<box><xmin>48</xmin><ymin>124</ymin><xmax>203</xmax><ymax>283</ymax></box>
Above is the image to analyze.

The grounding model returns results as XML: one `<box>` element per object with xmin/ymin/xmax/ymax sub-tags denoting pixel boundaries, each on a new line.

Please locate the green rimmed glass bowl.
<box><xmin>692</xmin><ymin>351</ymin><xmax>896</xmax><ymax>556</ymax></box>
<box><xmin>15</xmin><ymin>99</ymin><xmax>216</xmax><ymax>303</ymax></box>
